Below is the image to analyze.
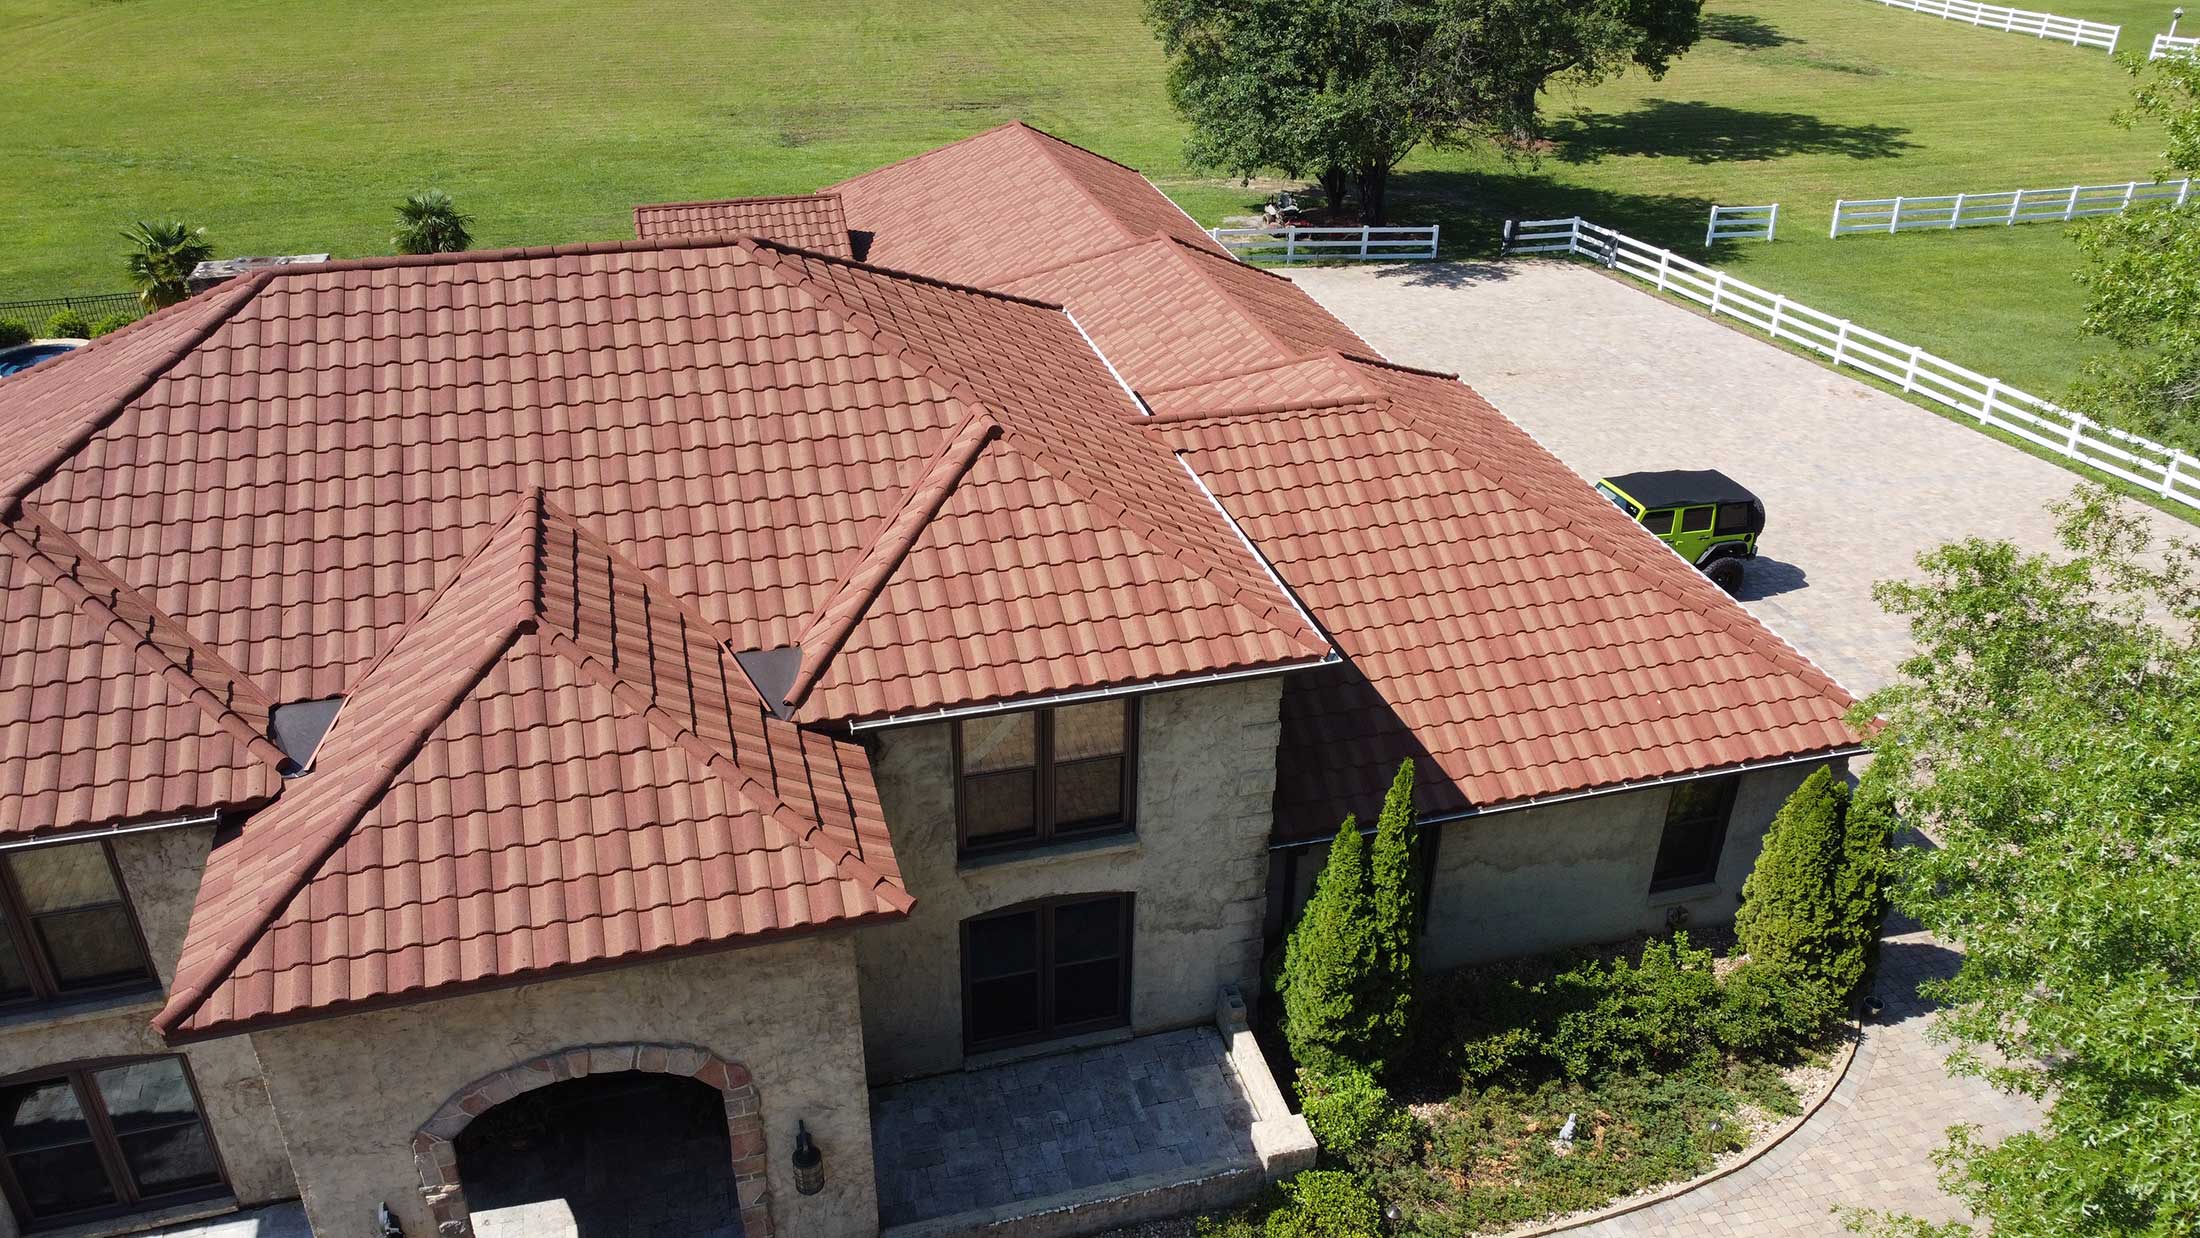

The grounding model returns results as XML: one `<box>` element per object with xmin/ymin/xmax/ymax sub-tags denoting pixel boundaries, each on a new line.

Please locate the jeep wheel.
<box><xmin>1704</xmin><ymin>557</ymin><xmax>1745</xmax><ymax>596</ymax></box>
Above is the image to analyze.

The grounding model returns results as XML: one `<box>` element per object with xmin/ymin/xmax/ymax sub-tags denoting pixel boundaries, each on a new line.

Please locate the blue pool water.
<box><xmin>0</xmin><ymin>343</ymin><xmax>75</xmax><ymax>377</ymax></box>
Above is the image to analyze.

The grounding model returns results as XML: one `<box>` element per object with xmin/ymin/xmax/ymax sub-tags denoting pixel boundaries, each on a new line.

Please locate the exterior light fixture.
<box><xmin>1382</xmin><ymin>1203</ymin><xmax>1404</xmax><ymax>1230</ymax></box>
<box><xmin>793</xmin><ymin>1121</ymin><xmax>825</xmax><ymax>1196</ymax></box>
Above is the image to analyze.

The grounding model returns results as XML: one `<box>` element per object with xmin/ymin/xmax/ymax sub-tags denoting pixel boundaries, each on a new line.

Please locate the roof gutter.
<box><xmin>847</xmin><ymin>652</ymin><xmax>1337</xmax><ymax>733</ymax></box>
<box><xmin>1267</xmin><ymin>744</ymin><xmax>1872</xmax><ymax>851</ymax></box>
<box><xmin>0</xmin><ymin>811</ymin><xmax>225</xmax><ymax>853</ymax></box>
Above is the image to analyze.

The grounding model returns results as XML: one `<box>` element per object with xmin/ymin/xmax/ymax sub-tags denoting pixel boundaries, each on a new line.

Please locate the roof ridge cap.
<box><xmin>246</xmin><ymin>233</ymin><xmax>806</xmax><ymax>282</ymax></box>
<box><xmin>1374</xmin><ymin>384</ymin><xmax>1857</xmax><ymax>707</ymax></box>
<box><xmin>1166</xmin><ymin>235</ymin><xmax>1309</xmax><ymax>286</ymax></box>
<box><xmin>3</xmin><ymin>274</ymin><xmax>270</xmax><ymax>518</ymax></box>
<box><xmin>742</xmin><ymin>236</ymin><xmax>1067</xmax><ymax>311</ymax></box>
<box><xmin>1339</xmin><ymin>351</ymin><xmax>1459</xmax><ymax>381</ymax></box>
<box><xmin>635</xmin><ymin>191</ymin><xmax>842</xmax><ymax>213</ymax></box>
<box><xmin>1015</xmin><ymin>125</ymin><xmax>1147</xmax><ymax>248</ymax></box>
<box><xmin>997</xmin><ymin>233</ymin><xmax>1172</xmax><ymax>289</ymax></box>
<box><xmin>4</xmin><ymin>509</ymin><xmax>287</xmax><ymax>771</ymax></box>
<box><xmin>540</xmin><ymin>628</ymin><xmax>913</xmax><ymax>912</ymax></box>
<box><xmin>1143</xmin><ymin>392</ymin><xmax>1382</xmax><ymax>425</ymax></box>
<box><xmin>782</xmin><ymin>412</ymin><xmax>999</xmax><ymax>712</ymax></box>
<box><xmin>1153</xmin><ymin>237</ymin><xmax>1304</xmax><ymax>363</ymax></box>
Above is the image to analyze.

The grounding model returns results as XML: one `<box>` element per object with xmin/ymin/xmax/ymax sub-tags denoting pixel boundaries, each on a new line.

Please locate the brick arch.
<box><xmin>411</xmin><ymin>1042</ymin><xmax>771</xmax><ymax>1238</ymax></box>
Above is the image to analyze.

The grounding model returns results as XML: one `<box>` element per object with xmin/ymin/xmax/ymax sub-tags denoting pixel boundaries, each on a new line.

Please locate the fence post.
<box><xmin>1902</xmin><ymin>345</ymin><xmax>1922</xmax><ymax>393</ymax></box>
<box><xmin>1769</xmin><ymin>294</ymin><xmax>1785</xmax><ymax>339</ymax></box>
<box><xmin>1655</xmin><ymin>249</ymin><xmax>1672</xmax><ymax>292</ymax></box>
<box><xmin>2180</xmin><ymin>179</ymin><xmax>2193</xmax><ymax>208</ymax></box>
<box><xmin>2008</xmin><ymin>189</ymin><xmax>2023</xmax><ymax>225</ymax></box>
<box><xmin>1979</xmin><ymin>377</ymin><xmax>2000</xmax><ymax>423</ymax></box>
<box><xmin>2165</xmin><ymin>452</ymin><xmax>2187</xmax><ymax>499</ymax></box>
<box><xmin>1833</xmin><ymin>320</ymin><xmax>1851</xmax><ymax>366</ymax></box>
<box><xmin>2065</xmin><ymin>185</ymin><xmax>2081</xmax><ymax>220</ymax></box>
<box><xmin>2122</xmin><ymin>180</ymin><xmax>2138</xmax><ymax>212</ymax></box>
<box><xmin>1710</xmin><ymin>270</ymin><xmax>1726</xmax><ymax>316</ymax></box>
<box><xmin>1360</xmin><ymin>229</ymin><xmax>1371</xmax><ymax>259</ymax></box>
<box><xmin>1949</xmin><ymin>192</ymin><xmax>1965</xmax><ymax>229</ymax></box>
<box><xmin>1768</xmin><ymin>203</ymin><xmax>1779</xmax><ymax>241</ymax></box>
<box><xmin>1428</xmin><ymin>224</ymin><xmax>1440</xmax><ymax>258</ymax></box>
<box><xmin>1830</xmin><ymin>200</ymin><xmax>1843</xmax><ymax>239</ymax></box>
<box><xmin>1889</xmin><ymin>197</ymin><xmax>1903</xmax><ymax>234</ymax></box>
<box><xmin>1705</xmin><ymin>207</ymin><xmax>1718</xmax><ymax>248</ymax></box>
<box><xmin>1286</xmin><ymin>230</ymin><xmax>1297</xmax><ymax>262</ymax></box>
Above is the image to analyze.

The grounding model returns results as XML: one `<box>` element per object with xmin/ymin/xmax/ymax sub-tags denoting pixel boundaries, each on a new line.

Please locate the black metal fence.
<box><xmin>0</xmin><ymin>291</ymin><xmax>142</xmax><ymax>327</ymax></box>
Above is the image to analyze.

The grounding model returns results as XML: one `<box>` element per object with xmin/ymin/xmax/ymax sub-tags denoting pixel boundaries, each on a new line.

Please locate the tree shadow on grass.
<box><xmin>1551</xmin><ymin>100</ymin><xmax>1917</xmax><ymax>165</ymax></box>
<box><xmin>1703</xmin><ymin>13</ymin><xmax>1800</xmax><ymax>49</ymax></box>
<box><xmin>1384</xmin><ymin>168</ymin><xmax>1728</xmax><ymax>260</ymax></box>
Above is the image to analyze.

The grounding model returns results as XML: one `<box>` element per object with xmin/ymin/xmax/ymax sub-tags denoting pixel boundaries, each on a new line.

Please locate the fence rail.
<box><xmin>2152</xmin><ymin>32</ymin><xmax>2199</xmax><ymax>59</ymax></box>
<box><xmin>0</xmin><ymin>292</ymin><xmax>142</xmax><ymax>324</ymax></box>
<box><xmin>1706</xmin><ymin>204</ymin><xmax>1778</xmax><ymax>245</ymax></box>
<box><xmin>1500</xmin><ymin>215</ymin><xmax>2200</xmax><ymax>516</ymax></box>
<box><xmin>1831</xmin><ymin>177</ymin><xmax>2193</xmax><ymax>235</ymax></box>
<box><xmin>1208</xmin><ymin>224</ymin><xmax>1439</xmax><ymax>262</ymax></box>
<box><xmin>1864</xmin><ymin>0</ymin><xmax>2120</xmax><ymax>51</ymax></box>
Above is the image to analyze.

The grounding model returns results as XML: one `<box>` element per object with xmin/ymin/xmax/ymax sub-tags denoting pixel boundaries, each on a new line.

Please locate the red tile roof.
<box><xmin>0</xmin><ymin>507</ymin><xmax>284</xmax><ymax>842</ymax></box>
<box><xmin>632</xmin><ymin>193</ymin><xmax>853</xmax><ymax>258</ymax></box>
<box><xmin>157</xmin><ymin>492</ymin><xmax>906</xmax><ymax>1038</ymax></box>
<box><xmin>1152</xmin><ymin>359</ymin><xmax>1859</xmax><ymax>839</ymax></box>
<box><xmin>828</xmin><ymin>122</ymin><xmax>1226</xmax><ymax>287</ymax></box>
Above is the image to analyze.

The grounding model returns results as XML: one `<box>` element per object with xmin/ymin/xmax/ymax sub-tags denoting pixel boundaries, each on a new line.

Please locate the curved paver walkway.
<box><xmin>1283</xmin><ymin>260</ymin><xmax>2080</xmax><ymax>1233</ymax></box>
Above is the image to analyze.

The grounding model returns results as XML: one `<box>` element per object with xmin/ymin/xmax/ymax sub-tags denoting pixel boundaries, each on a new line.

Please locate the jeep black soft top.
<box><xmin>1601</xmin><ymin>469</ymin><xmax>1765</xmax><ymax>534</ymax></box>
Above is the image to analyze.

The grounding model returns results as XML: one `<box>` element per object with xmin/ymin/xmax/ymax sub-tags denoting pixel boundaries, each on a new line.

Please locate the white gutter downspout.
<box><xmin>0</xmin><ymin>811</ymin><xmax>224</xmax><ymax>852</ymax></box>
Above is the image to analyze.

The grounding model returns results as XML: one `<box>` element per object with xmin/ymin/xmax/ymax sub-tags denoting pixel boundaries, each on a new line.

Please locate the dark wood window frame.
<box><xmin>0</xmin><ymin>1055</ymin><xmax>232</xmax><ymax>1232</ymax></box>
<box><xmin>1650</xmin><ymin>776</ymin><xmax>1741</xmax><ymax>892</ymax></box>
<box><xmin>960</xmin><ymin>893</ymin><xmax>1135</xmax><ymax>1053</ymax></box>
<box><xmin>0</xmin><ymin>839</ymin><xmax>158</xmax><ymax>1012</ymax></box>
<box><xmin>952</xmin><ymin>700</ymin><xmax>1139</xmax><ymax>857</ymax></box>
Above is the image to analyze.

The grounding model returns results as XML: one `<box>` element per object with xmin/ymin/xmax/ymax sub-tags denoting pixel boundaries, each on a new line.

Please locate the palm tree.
<box><xmin>393</xmin><ymin>190</ymin><xmax>475</xmax><ymax>255</ymax></box>
<box><xmin>122</xmin><ymin>220</ymin><xmax>214</xmax><ymax>310</ymax></box>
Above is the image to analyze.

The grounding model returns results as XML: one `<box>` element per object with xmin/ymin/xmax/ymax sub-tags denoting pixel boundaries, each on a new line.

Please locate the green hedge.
<box><xmin>0</xmin><ymin>320</ymin><xmax>30</xmax><ymax>348</ymax></box>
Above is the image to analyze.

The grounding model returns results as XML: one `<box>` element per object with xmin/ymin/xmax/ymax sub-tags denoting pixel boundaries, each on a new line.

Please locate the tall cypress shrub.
<box><xmin>1829</xmin><ymin>775</ymin><xmax>1896</xmax><ymax>996</ymax></box>
<box><xmin>1365</xmin><ymin>760</ymin><xmax>1418</xmax><ymax>1072</ymax></box>
<box><xmin>1280</xmin><ymin>817</ymin><xmax>1377</xmax><ymax>1074</ymax></box>
<box><xmin>1735</xmin><ymin>767</ymin><xmax>1855</xmax><ymax>1002</ymax></box>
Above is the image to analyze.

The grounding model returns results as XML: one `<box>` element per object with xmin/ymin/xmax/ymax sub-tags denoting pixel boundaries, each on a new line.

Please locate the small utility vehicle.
<box><xmin>1594</xmin><ymin>469</ymin><xmax>1765</xmax><ymax>595</ymax></box>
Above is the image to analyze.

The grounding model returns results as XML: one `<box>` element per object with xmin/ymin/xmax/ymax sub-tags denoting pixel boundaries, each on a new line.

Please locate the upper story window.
<box><xmin>0</xmin><ymin>841</ymin><xmax>156</xmax><ymax>1010</ymax></box>
<box><xmin>955</xmin><ymin>699</ymin><xmax>1137</xmax><ymax>855</ymax></box>
<box><xmin>1650</xmin><ymin>776</ymin><xmax>1740</xmax><ymax>892</ymax></box>
<box><xmin>0</xmin><ymin>1056</ymin><xmax>228</xmax><ymax>1230</ymax></box>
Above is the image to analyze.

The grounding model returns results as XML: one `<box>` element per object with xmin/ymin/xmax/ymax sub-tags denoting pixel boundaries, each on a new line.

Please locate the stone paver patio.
<box><xmin>1282</xmin><ymin>259</ymin><xmax>2078</xmax><ymax>1233</ymax></box>
<box><xmin>870</xmin><ymin>1028</ymin><xmax>1260</xmax><ymax>1232</ymax></box>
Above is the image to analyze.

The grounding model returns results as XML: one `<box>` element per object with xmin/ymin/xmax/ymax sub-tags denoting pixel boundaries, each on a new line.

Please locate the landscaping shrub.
<box><xmin>1261</xmin><ymin>1170</ymin><xmax>1383</xmax><ymax>1238</ymax></box>
<box><xmin>1735</xmin><ymin>767</ymin><xmax>1889</xmax><ymax>1008</ymax></box>
<box><xmin>89</xmin><ymin>311</ymin><xmax>137</xmax><ymax>337</ymax></box>
<box><xmin>1365</xmin><ymin>760</ymin><xmax>1419</xmax><ymax>1072</ymax></box>
<box><xmin>1280</xmin><ymin>818</ymin><xmax>1378</xmax><ymax>1075</ymax></box>
<box><xmin>0</xmin><ymin>320</ymin><xmax>29</xmax><ymax>348</ymax></box>
<box><xmin>1299</xmin><ymin>1064</ymin><xmax>1423</xmax><ymax>1171</ymax></box>
<box><xmin>1544</xmin><ymin>934</ymin><xmax>1721</xmax><ymax>1081</ymax></box>
<box><xmin>1713</xmin><ymin>959</ymin><xmax>1841</xmax><ymax>1058</ymax></box>
<box><xmin>42</xmin><ymin>309</ymin><xmax>90</xmax><ymax>339</ymax></box>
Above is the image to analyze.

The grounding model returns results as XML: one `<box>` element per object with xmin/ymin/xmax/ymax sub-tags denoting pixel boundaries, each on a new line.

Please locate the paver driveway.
<box><xmin>1281</xmin><ymin>260</ymin><xmax>2098</xmax><ymax>1235</ymax></box>
<box><xmin>1288</xmin><ymin>259</ymin><xmax>2193</xmax><ymax>697</ymax></box>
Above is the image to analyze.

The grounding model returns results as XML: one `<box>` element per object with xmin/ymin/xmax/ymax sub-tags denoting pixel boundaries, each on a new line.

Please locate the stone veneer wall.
<box><xmin>248</xmin><ymin>930</ymin><xmax>878</xmax><ymax>1238</ymax></box>
<box><xmin>1418</xmin><ymin>760</ymin><xmax>1836</xmax><ymax>971</ymax></box>
<box><xmin>854</xmin><ymin>676</ymin><xmax>1284</xmax><ymax>1083</ymax></box>
<box><xmin>0</xmin><ymin>825</ymin><xmax>296</xmax><ymax>1238</ymax></box>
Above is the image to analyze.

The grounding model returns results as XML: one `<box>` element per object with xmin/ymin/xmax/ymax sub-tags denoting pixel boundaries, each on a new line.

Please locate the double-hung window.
<box><xmin>0</xmin><ymin>1057</ymin><xmax>228</xmax><ymax>1230</ymax></box>
<box><xmin>961</xmin><ymin>894</ymin><xmax>1133</xmax><ymax>1051</ymax></box>
<box><xmin>1650</xmin><ymin>777</ymin><xmax>1740</xmax><ymax>892</ymax></box>
<box><xmin>955</xmin><ymin>700</ymin><xmax>1136</xmax><ymax>855</ymax></box>
<box><xmin>0</xmin><ymin>841</ymin><xmax>155</xmax><ymax>1010</ymax></box>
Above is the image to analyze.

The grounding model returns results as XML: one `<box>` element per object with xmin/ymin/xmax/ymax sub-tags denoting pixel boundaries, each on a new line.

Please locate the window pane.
<box><xmin>1052</xmin><ymin>958</ymin><xmax>1124</xmax><ymax>1027</ymax></box>
<box><xmin>1053</xmin><ymin>758</ymin><xmax>1123</xmax><ymax>829</ymax></box>
<box><xmin>1052</xmin><ymin>701</ymin><xmax>1126</xmax><ymax>761</ymax></box>
<box><xmin>968</xmin><ymin>975</ymin><xmax>1041</xmax><ymax>1045</ymax></box>
<box><xmin>10</xmin><ymin>1143</ymin><xmax>117</xmax><ymax>1219</ymax></box>
<box><xmin>960</xmin><ymin>712</ymin><xmax>1035</xmax><ymax>774</ymax></box>
<box><xmin>1640</xmin><ymin>509</ymin><xmax>1675</xmax><ymax>535</ymax></box>
<box><xmin>1679</xmin><ymin>506</ymin><xmax>1714</xmax><ymax>533</ymax></box>
<box><xmin>966</xmin><ymin>910</ymin><xmax>1039</xmax><ymax>981</ymax></box>
<box><xmin>118</xmin><ymin>1124</ymin><xmax>222</xmax><ymax>1197</ymax></box>
<box><xmin>36</xmin><ymin>904</ymin><xmax>149</xmax><ymax>990</ymax></box>
<box><xmin>962</xmin><ymin>770</ymin><xmax>1037</xmax><ymax>845</ymax></box>
<box><xmin>1715</xmin><ymin>503</ymin><xmax>1755</xmax><ymax>535</ymax></box>
<box><xmin>1053</xmin><ymin>897</ymin><xmax>1124</xmax><ymax>966</ymax></box>
<box><xmin>92</xmin><ymin>1060</ymin><xmax>200</xmax><ymax>1135</ymax></box>
<box><xmin>10</xmin><ymin>842</ymin><xmax>124</xmax><ymax>915</ymax></box>
<box><xmin>1653</xmin><ymin>779</ymin><xmax>1736</xmax><ymax>888</ymax></box>
<box><xmin>1</xmin><ymin>1078</ymin><xmax>94</xmax><ymax>1151</ymax></box>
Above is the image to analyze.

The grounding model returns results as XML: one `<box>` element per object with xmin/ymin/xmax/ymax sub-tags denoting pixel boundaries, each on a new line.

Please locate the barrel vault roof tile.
<box><xmin>632</xmin><ymin>193</ymin><xmax>853</xmax><ymax>257</ymax></box>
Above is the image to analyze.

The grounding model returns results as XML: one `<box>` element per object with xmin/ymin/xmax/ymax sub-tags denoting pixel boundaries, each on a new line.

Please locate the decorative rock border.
<box><xmin>1496</xmin><ymin>1020</ymin><xmax>1865</xmax><ymax>1238</ymax></box>
<box><xmin>411</xmin><ymin>1041</ymin><xmax>771</xmax><ymax>1238</ymax></box>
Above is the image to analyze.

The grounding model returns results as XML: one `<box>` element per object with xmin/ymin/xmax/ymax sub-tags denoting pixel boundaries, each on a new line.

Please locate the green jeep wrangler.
<box><xmin>1594</xmin><ymin>469</ymin><xmax>1764</xmax><ymax>596</ymax></box>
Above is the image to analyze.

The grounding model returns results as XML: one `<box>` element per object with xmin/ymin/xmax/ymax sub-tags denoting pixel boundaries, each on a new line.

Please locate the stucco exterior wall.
<box><xmin>247</xmin><ymin>930</ymin><xmax>877</xmax><ymax>1238</ymax></box>
<box><xmin>1419</xmin><ymin>760</ymin><xmax>1835</xmax><ymax>971</ymax></box>
<box><xmin>855</xmin><ymin>676</ymin><xmax>1283</xmax><ymax>1083</ymax></box>
<box><xmin>0</xmin><ymin>826</ymin><xmax>295</xmax><ymax>1238</ymax></box>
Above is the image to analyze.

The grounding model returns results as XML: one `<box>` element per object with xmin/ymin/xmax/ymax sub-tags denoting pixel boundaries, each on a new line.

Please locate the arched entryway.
<box><xmin>413</xmin><ymin>1044</ymin><xmax>770</xmax><ymax>1238</ymax></box>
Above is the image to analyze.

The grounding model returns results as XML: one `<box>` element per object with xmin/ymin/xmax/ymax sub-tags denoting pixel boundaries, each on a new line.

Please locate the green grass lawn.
<box><xmin>0</xmin><ymin>0</ymin><xmax>2182</xmax><ymax>401</ymax></box>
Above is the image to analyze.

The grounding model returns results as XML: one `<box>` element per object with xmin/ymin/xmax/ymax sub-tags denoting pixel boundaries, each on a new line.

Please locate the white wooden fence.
<box><xmin>1501</xmin><ymin>216</ymin><xmax>2200</xmax><ymax>514</ymax></box>
<box><xmin>1207</xmin><ymin>225</ymin><xmax>1439</xmax><ymax>262</ymax></box>
<box><xmin>1863</xmin><ymin>0</ymin><xmax>2120</xmax><ymax>51</ymax></box>
<box><xmin>2152</xmin><ymin>32</ymin><xmax>2200</xmax><ymax>59</ymax></box>
<box><xmin>1832</xmin><ymin>177</ymin><xmax>2194</xmax><ymax>235</ymax></box>
<box><xmin>1706</xmin><ymin>204</ymin><xmax>1779</xmax><ymax>245</ymax></box>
